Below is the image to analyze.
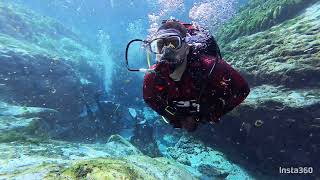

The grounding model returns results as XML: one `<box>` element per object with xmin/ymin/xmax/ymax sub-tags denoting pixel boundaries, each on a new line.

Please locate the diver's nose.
<box><xmin>162</xmin><ymin>47</ymin><xmax>174</xmax><ymax>56</ymax></box>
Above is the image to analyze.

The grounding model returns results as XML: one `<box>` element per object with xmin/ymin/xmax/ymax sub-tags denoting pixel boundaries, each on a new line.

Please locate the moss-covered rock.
<box><xmin>216</xmin><ymin>0</ymin><xmax>318</xmax><ymax>44</ymax></box>
<box><xmin>126</xmin><ymin>155</ymin><xmax>199</xmax><ymax>179</ymax></box>
<box><xmin>0</xmin><ymin>130</ymin><xmax>49</xmax><ymax>144</ymax></box>
<box><xmin>220</xmin><ymin>2</ymin><xmax>320</xmax><ymax>89</ymax></box>
<box><xmin>45</xmin><ymin>158</ymin><xmax>156</xmax><ymax>180</ymax></box>
<box><xmin>45</xmin><ymin>155</ymin><xmax>199</xmax><ymax>180</ymax></box>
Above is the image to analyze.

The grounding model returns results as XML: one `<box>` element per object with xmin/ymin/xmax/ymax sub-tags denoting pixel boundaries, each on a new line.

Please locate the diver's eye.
<box><xmin>165</xmin><ymin>36</ymin><xmax>180</xmax><ymax>49</ymax></box>
<box><xmin>156</xmin><ymin>39</ymin><xmax>164</xmax><ymax>52</ymax></box>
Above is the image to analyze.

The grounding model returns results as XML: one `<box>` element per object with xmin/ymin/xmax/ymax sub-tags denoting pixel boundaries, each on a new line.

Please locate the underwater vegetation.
<box><xmin>1</xmin><ymin>133</ymin><xmax>252</xmax><ymax>179</ymax></box>
<box><xmin>217</xmin><ymin>0</ymin><xmax>319</xmax><ymax>44</ymax></box>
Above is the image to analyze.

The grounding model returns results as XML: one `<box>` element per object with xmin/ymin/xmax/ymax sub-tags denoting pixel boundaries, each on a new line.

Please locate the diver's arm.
<box><xmin>221</xmin><ymin>59</ymin><xmax>250</xmax><ymax>111</ymax></box>
<box><xmin>143</xmin><ymin>73</ymin><xmax>166</xmax><ymax>116</ymax></box>
<box><xmin>143</xmin><ymin>73</ymin><xmax>183</xmax><ymax>127</ymax></box>
<box><xmin>206</xmin><ymin>59</ymin><xmax>250</xmax><ymax>122</ymax></box>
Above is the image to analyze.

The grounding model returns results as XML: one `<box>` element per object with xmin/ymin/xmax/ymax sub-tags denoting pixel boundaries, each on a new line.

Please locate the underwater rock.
<box><xmin>0</xmin><ymin>101</ymin><xmax>62</xmax><ymax>143</ymax></box>
<box><xmin>9</xmin><ymin>164</ymin><xmax>62</xmax><ymax>180</ymax></box>
<box><xmin>195</xmin><ymin>85</ymin><xmax>320</xmax><ymax>176</ymax></box>
<box><xmin>0</xmin><ymin>50</ymin><xmax>83</xmax><ymax>126</ymax></box>
<box><xmin>0</xmin><ymin>135</ymin><xmax>139</xmax><ymax>179</ymax></box>
<box><xmin>217</xmin><ymin>0</ymin><xmax>319</xmax><ymax>43</ymax></box>
<box><xmin>45</xmin><ymin>158</ymin><xmax>155</xmax><ymax>180</ymax></box>
<box><xmin>197</xmin><ymin>164</ymin><xmax>229</xmax><ymax>179</ymax></box>
<box><xmin>0</xmin><ymin>101</ymin><xmax>58</xmax><ymax>118</ymax></box>
<box><xmin>204</xmin><ymin>2</ymin><xmax>320</xmax><ymax>176</ymax></box>
<box><xmin>161</xmin><ymin>133</ymin><xmax>182</xmax><ymax>147</ymax></box>
<box><xmin>106</xmin><ymin>134</ymin><xmax>143</xmax><ymax>157</ymax></box>
<box><xmin>167</xmin><ymin>135</ymin><xmax>253</xmax><ymax>179</ymax></box>
<box><xmin>0</xmin><ymin>2</ymin><xmax>106</xmax><ymax>138</ymax></box>
<box><xmin>128</xmin><ymin>107</ymin><xmax>137</xmax><ymax>119</ymax></box>
<box><xmin>0</xmin><ymin>2</ymin><xmax>96</xmax><ymax>62</ymax></box>
<box><xmin>46</xmin><ymin>155</ymin><xmax>198</xmax><ymax>180</ymax></box>
<box><xmin>244</xmin><ymin>85</ymin><xmax>320</xmax><ymax>109</ymax></box>
<box><xmin>221</xmin><ymin>2</ymin><xmax>320</xmax><ymax>89</ymax></box>
<box><xmin>125</xmin><ymin>155</ymin><xmax>198</xmax><ymax>180</ymax></box>
<box><xmin>0</xmin><ymin>135</ymin><xmax>199</xmax><ymax>179</ymax></box>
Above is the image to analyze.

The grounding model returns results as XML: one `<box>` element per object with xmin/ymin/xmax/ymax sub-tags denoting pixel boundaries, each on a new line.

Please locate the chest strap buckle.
<box><xmin>165</xmin><ymin>106</ymin><xmax>176</xmax><ymax>116</ymax></box>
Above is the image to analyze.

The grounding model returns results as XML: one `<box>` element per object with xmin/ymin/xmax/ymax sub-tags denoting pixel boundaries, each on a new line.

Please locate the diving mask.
<box><xmin>148</xmin><ymin>29</ymin><xmax>186</xmax><ymax>54</ymax></box>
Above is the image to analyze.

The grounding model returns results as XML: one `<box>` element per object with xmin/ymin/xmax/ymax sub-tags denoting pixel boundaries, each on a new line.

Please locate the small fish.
<box><xmin>124</xmin><ymin>79</ymin><xmax>131</xmax><ymax>83</ymax></box>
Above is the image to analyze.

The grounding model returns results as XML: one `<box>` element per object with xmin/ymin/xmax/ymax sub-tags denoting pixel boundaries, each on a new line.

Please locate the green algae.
<box><xmin>45</xmin><ymin>158</ymin><xmax>156</xmax><ymax>180</ymax></box>
<box><xmin>0</xmin><ymin>130</ymin><xmax>49</xmax><ymax>144</ymax></box>
<box><xmin>0</xmin><ymin>117</ymin><xmax>49</xmax><ymax>144</ymax></box>
<box><xmin>217</xmin><ymin>0</ymin><xmax>318</xmax><ymax>44</ymax></box>
<box><xmin>218</xmin><ymin>0</ymin><xmax>320</xmax><ymax>89</ymax></box>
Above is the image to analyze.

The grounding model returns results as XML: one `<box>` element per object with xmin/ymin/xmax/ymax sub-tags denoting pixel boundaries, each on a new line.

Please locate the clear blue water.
<box><xmin>4</xmin><ymin>0</ymin><xmax>247</xmax><ymax>53</ymax></box>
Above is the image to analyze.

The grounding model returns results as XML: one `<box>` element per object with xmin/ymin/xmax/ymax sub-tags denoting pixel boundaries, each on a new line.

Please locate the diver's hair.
<box><xmin>157</xmin><ymin>21</ymin><xmax>187</xmax><ymax>37</ymax></box>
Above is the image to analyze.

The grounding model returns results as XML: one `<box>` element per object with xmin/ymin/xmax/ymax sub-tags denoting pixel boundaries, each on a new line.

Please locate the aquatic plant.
<box><xmin>0</xmin><ymin>130</ymin><xmax>48</xmax><ymax>144</ymax></box>
<box><xmin>220</xmin><ymin>2</ymin><xmax>320</xmax><ymax>89</ymax></box>
<box><xmin>216</xmin><ymin>0</ymin><xmax>319</xmax><ymax>44</ymax></box>
<box><xmin>45</xmin><ymin>158</ymin><xmax>155</xmax><ymax>180</ymax></box>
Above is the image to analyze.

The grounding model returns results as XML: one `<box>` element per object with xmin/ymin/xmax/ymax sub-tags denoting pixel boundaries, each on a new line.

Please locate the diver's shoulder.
<box><xmin>144</xmin><ymin>71</ymin><xmax>156</xmax><ymax>79</ymax></box>
<box><xmin>143</xmin><ymin>69</ymin><xmax>158</xmax><ymax>84</ymax></box>
<box><xmin>199</xmin><ymin>54</ymin><xmax>219</xmax><ymax>69</ymax></box>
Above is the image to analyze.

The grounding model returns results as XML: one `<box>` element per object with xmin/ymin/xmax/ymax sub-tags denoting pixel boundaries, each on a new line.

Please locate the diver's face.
<box><xmin>156</xmin><ymin>41</ymin><xmax>190</xmax><ymax>65</ymax></box>
<box><xmin>149</xmin><ymin>29</ymin><xmax>190</xmax><ymax>65</ymax></box>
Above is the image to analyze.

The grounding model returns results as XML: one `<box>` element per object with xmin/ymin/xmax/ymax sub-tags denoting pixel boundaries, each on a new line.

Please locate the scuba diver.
<box><xmin>126</xmin><ymin>19</ymin><xmax>250</xmax><ymax>132</ymax></box>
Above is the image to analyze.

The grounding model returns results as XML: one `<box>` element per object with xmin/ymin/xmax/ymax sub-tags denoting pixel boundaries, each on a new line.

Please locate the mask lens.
<box><xmin>157</xmin><ymin>39</ymin><xmax>164</xmax><ymax>53</ymax></box>
<box><xmin>150</xmin><ymin>38</ymin><xmax>163</xmax><ymax>54</ymax></box>
<box><xmin>165</xmin><ymin>36</ymin><xmax>181</xmax><ymax>49</ymax></box>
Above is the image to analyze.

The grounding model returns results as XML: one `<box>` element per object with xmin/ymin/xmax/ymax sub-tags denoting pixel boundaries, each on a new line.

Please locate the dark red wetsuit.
<box><xmin>143</xmin><ymin>51</ymin><xmax>250</xmax><ymax>128</ymax></box>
